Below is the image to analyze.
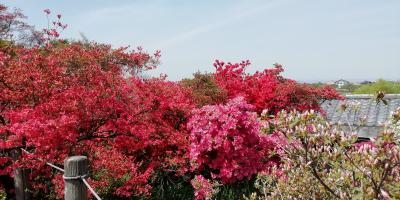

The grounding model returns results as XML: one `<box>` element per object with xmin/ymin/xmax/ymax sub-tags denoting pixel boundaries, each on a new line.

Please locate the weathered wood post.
<box><xmin>64</xmin><ymin>156</ymin><xmax>88</xmax><ymax>200</ymax></box>
<box><xmin>11</xmin><ymin>149</ymin><xmax>30</xmax><ymax>200</ymax></box>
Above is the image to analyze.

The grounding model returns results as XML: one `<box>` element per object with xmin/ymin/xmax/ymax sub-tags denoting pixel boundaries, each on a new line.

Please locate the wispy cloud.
<box><xmin>154</xmin><ymin>0</ymin><xmax>283</xmax><ymax>48</ymax></box>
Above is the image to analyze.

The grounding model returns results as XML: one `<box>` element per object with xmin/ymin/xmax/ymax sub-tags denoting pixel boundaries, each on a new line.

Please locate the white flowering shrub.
<box><xmin>249</xmin><ymin>109</ymin><xmax>400</xmax><ymax>199</ymax></box>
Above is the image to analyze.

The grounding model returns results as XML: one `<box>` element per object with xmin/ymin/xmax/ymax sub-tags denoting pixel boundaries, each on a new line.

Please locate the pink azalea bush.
<box><xmin>188</xmin><ymin>97</ymin><xmax>278</xmax><ymax>184</ymax></box>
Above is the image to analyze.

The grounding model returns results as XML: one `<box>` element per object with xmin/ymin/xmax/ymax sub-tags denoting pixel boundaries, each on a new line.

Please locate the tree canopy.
<box><xmin>353</xmin><ymin>79</ymin><xmax>400</xmax><ymax>94</ymax></box>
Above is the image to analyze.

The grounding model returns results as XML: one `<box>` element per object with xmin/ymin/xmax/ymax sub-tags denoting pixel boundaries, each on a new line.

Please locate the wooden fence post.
<box><xmin>11</xmin><ymin>149</ymin><xmax>30</xmax><ymax>200</ymax></box>
<box><xmin>64</xmin><ymin>156</ymin><xmax>88</xmax><ymax>200</ymax></box>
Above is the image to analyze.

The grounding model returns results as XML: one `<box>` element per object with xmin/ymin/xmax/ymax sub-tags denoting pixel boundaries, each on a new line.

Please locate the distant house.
<box><xmin>321</xmin><ymin>94</ymin><xmax>400</xmax><ymax>138</ymax></box>
<box><xmin>332</xmin><ymin>79</ymin><xmax>352</xmax><ymax>89</ymax></box>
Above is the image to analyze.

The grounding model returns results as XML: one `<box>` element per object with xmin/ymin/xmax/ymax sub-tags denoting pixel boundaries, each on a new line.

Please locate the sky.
<box><xmin>3</xmin><ymin>0</ymin><xmax>400</xmax><ymax>82</ymax></box>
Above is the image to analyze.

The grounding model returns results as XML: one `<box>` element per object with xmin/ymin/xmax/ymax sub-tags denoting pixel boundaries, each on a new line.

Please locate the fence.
<box><xmin>13</xmin><ymin>149</ymin><xmax>102</xmax><ymax>200</ymax></box>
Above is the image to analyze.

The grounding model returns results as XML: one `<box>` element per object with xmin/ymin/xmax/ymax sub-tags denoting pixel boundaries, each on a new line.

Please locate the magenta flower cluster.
<box><xmin>188</xmin><ymin>97</ymin><xmax>276</xmax><ymax>183</ymax></box>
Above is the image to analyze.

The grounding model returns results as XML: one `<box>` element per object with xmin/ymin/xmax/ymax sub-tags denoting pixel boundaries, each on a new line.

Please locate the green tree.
<box><xmin>180</xmin><ymin>71</ymin><xmax>227</xmax><ymax>107</ymax></box>
<box><xmin>353</xmin><ymin>79</ymin><xmax>400</xmax><ymax>94</ymax></box>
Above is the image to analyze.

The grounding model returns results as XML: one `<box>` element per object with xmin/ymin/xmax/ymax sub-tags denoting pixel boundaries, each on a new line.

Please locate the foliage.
<box><xmin>213</xmin><ymin>178</ymin><xmax>257</xmax><ymax>200</ymax></box>
<box><xmin>180</xmin><ymin>72</ymin><xmax>227</xmax><ymax>107</ymax></box>
<box><xmin>353</xmin><ymin>79</ymin><xmax>400</xmax><ymax>94</ymax></box>
<box><xmin>250</xmin><ymin>109</ymin><xmax>400</xmax><ymax>199</ymax></box>
<box><xmin>147</xmin><ymin>171</ymin><xmax>194</xmax><ymax>200</ymax></box>
<box><xmin>0</xmin><ymin>190</ymin><xmax>5</xmax><ymax>200</ymax></box>
<box><xmin>339</xmin><ymin>83</ymin><xmax>361</xmax><ymax>94</ymax></box>
<box><xmin>307</xmin><ymin>82</ymin><xmax>328</xmax><ymax>88</ymax></box>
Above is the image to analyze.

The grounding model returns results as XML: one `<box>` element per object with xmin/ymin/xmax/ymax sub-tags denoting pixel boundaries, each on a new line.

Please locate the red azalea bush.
<box><xmin>114</xmin><ymin>76</ymin><xmax>194</xmax><ymax>175</ymax></box>
<box><xmin>0</xmin><ymin>38</ymin><xmax>196</xmax><ymax>197</ymax></box>
<box><xmin>213</xmin><ymin>60</ymin><xmax>342</xmax><ymax>114</ymax></box>
<box><xmin>188</xmin><ymin>97</ymin><xmax>278</xmax><ymax>184</ymax></box>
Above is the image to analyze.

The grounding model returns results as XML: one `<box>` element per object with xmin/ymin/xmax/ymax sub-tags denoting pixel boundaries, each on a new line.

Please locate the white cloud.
<box><xmin>154</xmin><ymin>0</ymin><xmax>284</xmax><ymax>48</ymax></box>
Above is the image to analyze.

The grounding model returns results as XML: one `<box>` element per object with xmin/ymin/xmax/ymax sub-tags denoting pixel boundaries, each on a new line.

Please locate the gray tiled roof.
<box><xmin>321</xmin><ymin>94</ymin><xmax>400</xmax><ymax>138</ymax></box>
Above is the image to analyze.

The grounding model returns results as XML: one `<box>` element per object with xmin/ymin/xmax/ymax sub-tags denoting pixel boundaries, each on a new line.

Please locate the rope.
<box><xmin>20</xmin><ymin>148</ymin><xmax>64</xmax><ymax>172</ymax></box>
<box><xmin>45</xmin><ymin>162</ymin><xmax>65</xmax><ymax>172</ymax></box>
<box><xmin>63</xmin><ymin>174</ymin><xmax>88</xmax><ymax>180</ymax></box>
<box><xmin>63</xmin><ymin>175</ymin><xmax>102</xmax><ymax>200</ymax></box>
<box><xmin>20</xmin><ymin>148</ymin><xmax>102</xmax><ymax>200</ymax></box>
<box><xmin>81</xmin><ymin>177</ymin><xmax>102</xmax><ymax>200</ymax></box>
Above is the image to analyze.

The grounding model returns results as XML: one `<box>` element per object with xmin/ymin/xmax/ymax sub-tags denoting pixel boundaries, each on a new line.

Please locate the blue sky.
<box><xmin>3</xmin><ymin>0</ymin><xmax>400</xmax><ymax>82</ymax></box>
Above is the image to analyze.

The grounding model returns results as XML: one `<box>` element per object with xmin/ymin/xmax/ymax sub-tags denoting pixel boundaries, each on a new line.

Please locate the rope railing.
<box><xmin>20</xmin><ymin>148</ymin><xmax>102</xmax><ymax>200</ymax></box>
<box><xmin>81</xmin><ymin>176</ymin><xmax>102</xmax><ymax>200</ymax></box>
